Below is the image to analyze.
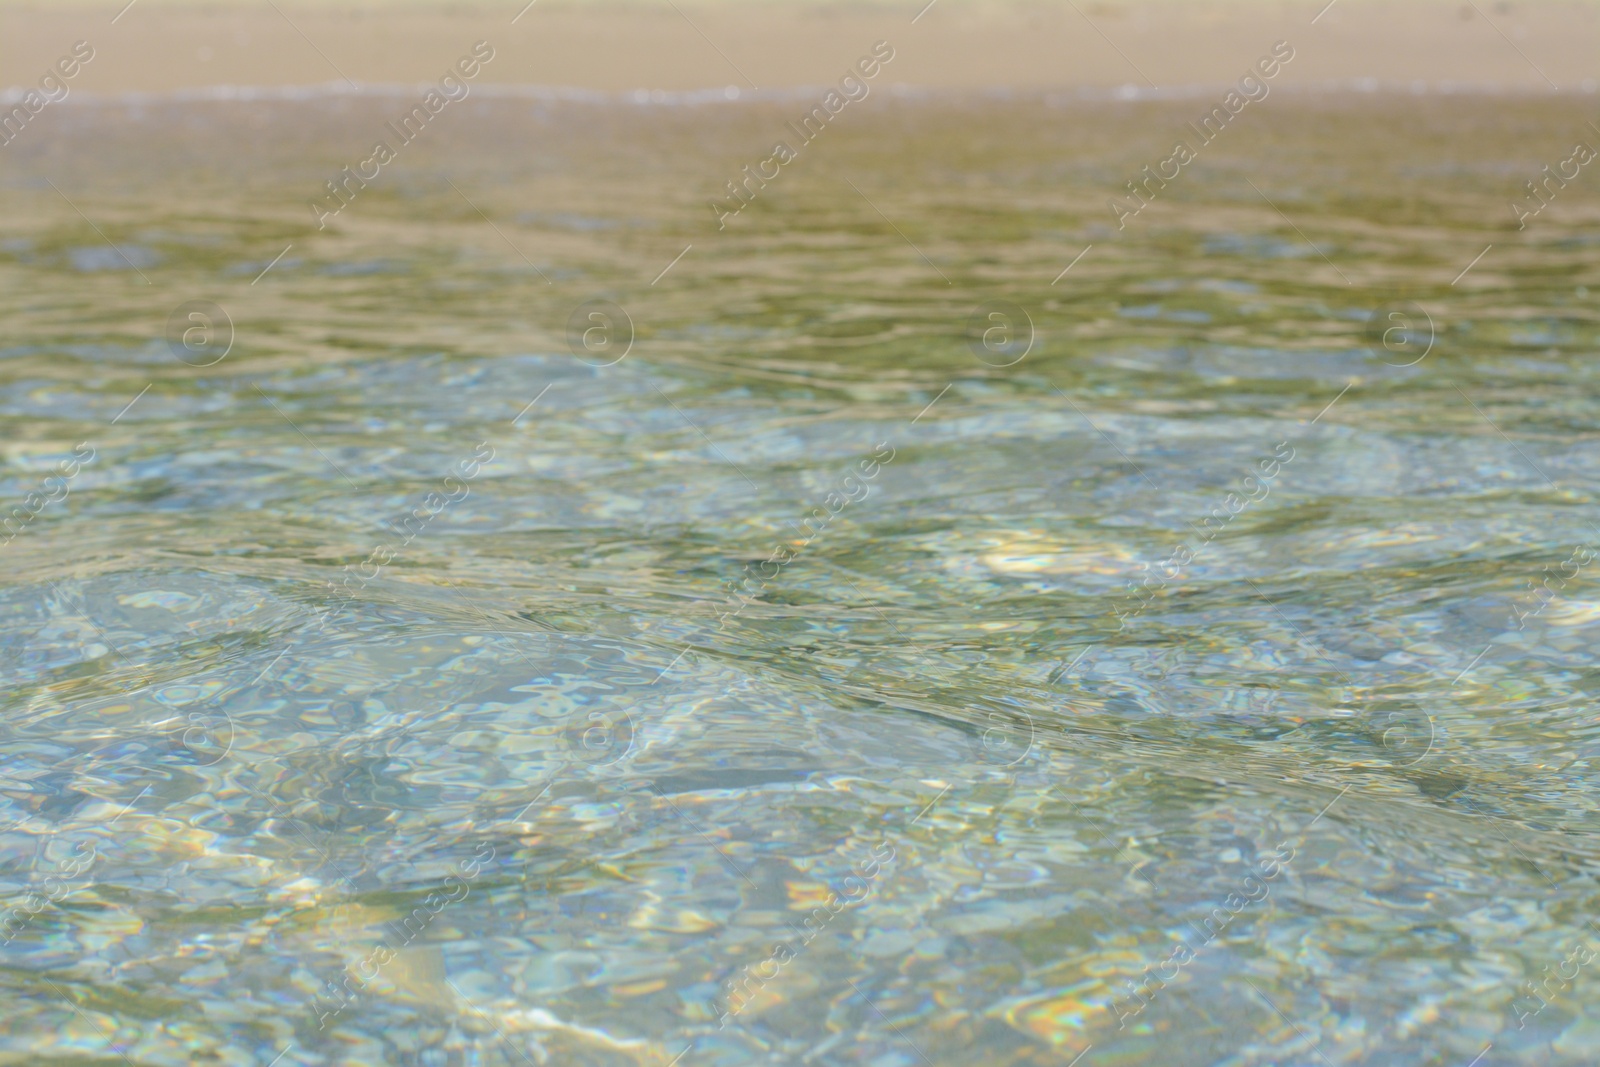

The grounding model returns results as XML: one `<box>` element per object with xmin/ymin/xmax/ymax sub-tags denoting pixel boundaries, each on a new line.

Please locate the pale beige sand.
<box><xmin>0</xmin><ymin>0</ymin><xmax>1597</xmax><ymax>96</ymax></box>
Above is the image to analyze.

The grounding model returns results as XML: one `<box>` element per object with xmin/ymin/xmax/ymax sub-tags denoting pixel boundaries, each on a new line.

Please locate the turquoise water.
<box><xmin>2</xmin><ymin>91</ymin><xmax>1600</xmax><ymax>1064</ymax></box>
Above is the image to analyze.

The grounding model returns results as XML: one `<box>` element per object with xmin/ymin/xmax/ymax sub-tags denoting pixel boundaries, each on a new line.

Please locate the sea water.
<box><xmin>1</xmin><ymin>90</ymin><xmax>1598</xmax><ymax>1065</ymax></box>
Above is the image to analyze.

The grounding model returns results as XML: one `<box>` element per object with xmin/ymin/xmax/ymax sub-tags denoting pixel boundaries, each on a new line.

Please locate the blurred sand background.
<box><xmin>0</xmin><ymin>0</ymin><xmax>1596</xmax><ymax>97</ymax></box>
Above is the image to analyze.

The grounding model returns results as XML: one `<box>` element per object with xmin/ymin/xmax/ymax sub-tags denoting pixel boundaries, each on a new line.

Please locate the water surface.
<box><xmin>2</xmin><ymin>91</ymin><xmax>1600</xmax><ymax>1065</ymax></box>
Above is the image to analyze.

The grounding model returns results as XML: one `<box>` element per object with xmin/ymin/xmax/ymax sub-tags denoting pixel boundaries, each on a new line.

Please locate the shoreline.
<box><xmin>7</xmin><ymin>81</ymin><xmax>1597</xmax><ymax>107</ymax></box>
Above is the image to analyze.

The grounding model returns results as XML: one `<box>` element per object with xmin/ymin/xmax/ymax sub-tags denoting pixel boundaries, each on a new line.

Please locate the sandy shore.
<box><xmin>1</xmin><ymin>0</ymin><xmax>1597</xmax><ymax>96</ymax></box>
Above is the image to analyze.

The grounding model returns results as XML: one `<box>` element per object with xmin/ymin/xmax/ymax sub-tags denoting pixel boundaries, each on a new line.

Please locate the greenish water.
<box><xmin>2</xmin><ymin>91</ymin><xmax>1600</xmax><ymax>1065</ymax></box>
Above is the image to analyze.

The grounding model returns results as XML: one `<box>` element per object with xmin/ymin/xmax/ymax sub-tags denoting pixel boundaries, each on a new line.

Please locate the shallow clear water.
<box><xmin>3</xmin><ymin>92</ymin><xmax>1600</xmax><ymax>1065</ymax></box>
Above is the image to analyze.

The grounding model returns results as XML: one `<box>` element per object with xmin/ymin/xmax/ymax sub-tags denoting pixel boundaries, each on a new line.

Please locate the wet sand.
<box><xmin>1</xmin><ymin>0</ymin><xmax>1597</xmax><ymax>97</ymax></box>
